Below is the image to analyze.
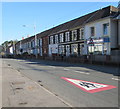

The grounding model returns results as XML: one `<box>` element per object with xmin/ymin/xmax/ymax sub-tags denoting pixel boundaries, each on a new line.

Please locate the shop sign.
<box><xmin>87</xmin><ymin>38</ymin><xmax>103</xmax><ymax>44</ymax></box>
<box><xmin>103</xmin><ymin>37</ymin><xmax>110</xmax><ymax>42</ymax></box>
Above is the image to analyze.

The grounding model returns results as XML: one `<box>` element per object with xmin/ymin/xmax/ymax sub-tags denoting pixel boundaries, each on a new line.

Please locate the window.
<box><xmin>66</xmin><ymin>45</ymin><xmax>70</xmax><ymax>56</ymax></box>
<box><xmin>39</xmin><ymin>39</ymin><xmax>42</xmax><ymax>46</ymax></box>
<box><xmin>50</xmin><ymin>36</ymin><xmax>54</xmax><ymax>44</ymax></box>
<box><xmin>90</xmin><ymin>27</ymin><xmax>95</xmax><ymax>37</ymax></box>
<box><xmin>72</xmin><ymin>30</ymin><xmax>77</xmax><ymax>41</ymax></box>
<box><xmin>71</xmin><ymin>44</ymin><xmax>78</xmax><ymax>55</ymax></box>
<box><xmin>103</xmin><ymin>23</ymin><xmax>109</xmax><ymax>35</ymax></box>
<box><xmin>65</xmin><ymin>32</ymin><xmax>70</xmax><ymax>42</ymax></box>
<box><xmin>31</xmin><ymin>42</ymin><xmax>32</xmax><ymax>48</ymax></box>
<box><xmin>33</xmin><ymin>41</ymin><xmax>35</xmax><ymax>48</ymax></box>
<box><xmin>79</xmin><ymin>44</ymin><xmax>84</xmax><ymax>55</ymax></box>
<box><xmin>55</xmin><ymin>35</ymin><xmax>58</xmax><ymax>44</ymax></box>
<box><xmin>58</xmin><ymin>45</ymin><xmax>65</xmax><ymax>54</ymax></box>
<box><xmin>27</xmin><ymin>42</ymin><xmax>29</xmax><ymax>48</ymax></box>
<box><xmin>31</xmin><ymin>41</ymin><xmax>34</xmax><ymax>48</ymax></box>
<box><xmin>59</xmin><ymin>33</ymin><xmax>64</xmax><ymax>43</ymax></box>
<box><xmin>29</xmin><ymin>42</ymin><xmax>31</xmax><ymax>48</ymax></box>
<box><xmin>88</xmin><ymin>44</ymin><xmax>102</xmax><ymax>54</ymax></box>
<box><xmin>80</xmin><ymin>28</ymin><xmax>84</xmax><ymax>39</ymax></box>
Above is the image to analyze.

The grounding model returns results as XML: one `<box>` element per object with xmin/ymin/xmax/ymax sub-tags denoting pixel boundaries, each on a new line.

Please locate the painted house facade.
<box><xmin>14</xmin><ymin>5</ymin><xmax>120</xmax><ymax>63</ymax></box>
<box><xmin>48</xmin><ymin>6</ymin><xmax>119</xmax><ymax>57</ymax></box>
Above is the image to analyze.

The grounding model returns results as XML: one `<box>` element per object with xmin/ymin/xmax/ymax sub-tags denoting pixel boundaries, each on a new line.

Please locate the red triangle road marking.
<box><xmin>61</xmin><ymin>77</ymin><xmax>117</xmax><ymax>93</ymax></box>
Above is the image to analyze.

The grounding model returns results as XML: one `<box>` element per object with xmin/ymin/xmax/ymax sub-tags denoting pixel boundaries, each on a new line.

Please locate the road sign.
<box><xmin>61</xmin><ymin>77</ymin><xmax>116</xmax><ymax>93</ymax></box>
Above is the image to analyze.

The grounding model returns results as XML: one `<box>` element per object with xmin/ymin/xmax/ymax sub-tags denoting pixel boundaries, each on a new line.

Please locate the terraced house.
<box><xmin>49</xmin><ymin>6</ymin><xmax>119</xmax><ymax>56</ymax></box>
<box><xmin>15</xmin><ymin>5</ymin><xmax>120</xmax><ymax>64</ymax></box>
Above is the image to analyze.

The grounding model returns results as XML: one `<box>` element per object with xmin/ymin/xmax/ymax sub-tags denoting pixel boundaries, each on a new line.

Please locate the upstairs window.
<box><xmin>39</xmin><ymin>38</ymin><xmax>42</xmax><ymax>46</ymax></box>
<box><xmin>80</xmin><ymin>28</ymin><xmax>84</xmax><ymax>40</ymax></box>
<box><xmin>50</xmin><ymin>36</ymin><xmax>54</xmax><ymax>44</ymax></box>
<box><xmin>72</xmin><ymin>30</ymin><xmax>77</xmax><ymax>41</ymax></box>
<box><xmin>55</xmin><ymin>35</ymin><xmax>58</xmax><ymax>44</ymax></box>
<box><xmin>65</xmin><ymin>32</ymin><xmax>70</xmax><ymax>42</ymax></box>
<box><xmin>90</xmin><ymin>27</ymin><xmax>95</xmax><ymax>37</ymax></box>
<box><xmin>103</xmin><ymin>23</ymin><xmax>109</xmax><ymax>36</ymax></box>
<box><xmin>59</xmin><ymin>33</ymin><xmax>64</xmax><ymax>43</ymax></box>
<box><xmin>29</xmin><ymin>42</ymin><xmax>31</xmax><ymax>48</ymax></box>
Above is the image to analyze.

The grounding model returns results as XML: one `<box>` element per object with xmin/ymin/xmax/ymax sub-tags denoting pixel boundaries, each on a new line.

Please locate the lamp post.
<box><xmin>34</xmin><ymin>24</ymin><xmax>38</xmax><ymax>59</ymax></box>
<box><xmin>23</xmin><ymin>24</ymin><xmax>38</xmax><ymax>59</ymax></box>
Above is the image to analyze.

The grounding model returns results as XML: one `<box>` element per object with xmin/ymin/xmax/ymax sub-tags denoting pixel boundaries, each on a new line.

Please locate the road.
<box><xmin>2</xmin><ymin>58</ymin><xmax>120</xmax><ymax>107</ymax></box>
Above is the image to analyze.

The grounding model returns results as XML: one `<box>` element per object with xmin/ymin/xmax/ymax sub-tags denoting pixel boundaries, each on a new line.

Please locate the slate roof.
<box><xmin>21</xmin><ymin>5</ymin><xmax>118</xmax><ymax>41</ymax></box>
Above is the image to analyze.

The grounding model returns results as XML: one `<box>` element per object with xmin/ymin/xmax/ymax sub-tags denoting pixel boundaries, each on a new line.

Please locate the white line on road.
<box><xmin>63</xmin><ymin>68</ymin><xmax>70</xmax><ymax>71</ymax></box>
<box><xmin>112</xmin><ymin>78</ymin><xmax>120</xmax><ymax>81</ymax></box>
<box><xmin>74</xmin><ymin>71</ymin><xmax>90</xmax><ymax>75</ymax></box>
<box><xmin>48</xmin><ymin>66</ymin><xmax>56</xmax><ymax>68</ymax></box>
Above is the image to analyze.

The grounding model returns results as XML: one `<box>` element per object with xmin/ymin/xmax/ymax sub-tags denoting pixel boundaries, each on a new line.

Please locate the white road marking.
<box><xmin>112</xmin><ymin>78</ymin><xmax>120</xmax><ymax>81</ymax></box>
<box><xmin>48</xmin><ymin>66</ymin><xmax>56</xmax><ymax>68</ymax></box>
<box><xmin>63</xmin><ymin>68</ymin><xmax>90</xmax><ymax>75</ymax></box>
<box><xmin>63</xmin><ymin>68</ymin><xmax>70</xmax><ymax>71</ymax></box>
<box><xmin>74</xmin><ymin>71</ymin><xmax>90</xmax><ymax>75</ymax></box>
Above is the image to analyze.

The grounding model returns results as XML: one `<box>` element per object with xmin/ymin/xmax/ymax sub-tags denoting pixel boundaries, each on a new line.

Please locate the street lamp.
<box><xmin>23</xmin><ymin>24</ymin><xmax>38</xmax><ymax>59</ymax></box>
<box><xmin>34</xmin><ymin>24</ymin><xmax>38</xmax><ymax>59</ymax></box>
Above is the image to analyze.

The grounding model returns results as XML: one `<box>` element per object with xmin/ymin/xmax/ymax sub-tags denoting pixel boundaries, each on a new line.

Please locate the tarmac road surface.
<box><xmin>2</xmin><ymin>58</ymin><xmax>120</xmax><ymax>108</ymax></box>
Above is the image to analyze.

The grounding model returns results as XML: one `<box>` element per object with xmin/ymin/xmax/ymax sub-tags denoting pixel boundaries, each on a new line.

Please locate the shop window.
<box><xmin>88</xmin><ymin>45</ymin><xmax>94</xmax><ymax>54</ymax></box>
<box><xmin>90</xmin><ymin>27</ymin><xmax>95</xmax><ymax>37</ymax></box>
<box><xmin>88</xmin><ymin>44</ymin><xmax>102</xmax><ymax>54</ymax></box>
<box><xmin>103</xmin><ymin>23</ymin><xmax>109</xmax><ymax>35</ymax></box>
<box><xmin>72</xmin><ymin>30</ymin><xmax>77</xmax><ymax>41</ymax></box>
<box><xmin>103</xmin><ymin>43</ymin><xmax>108</xmax><ymax>54</ymax></box>
<box><xmin>65</xmin><ymin>32</ymin><xmax>70</xmax><ymax>42</ymax></box>
<box><xmin>80</xmin><ymin>28</ymin><xmax>84</xmax><ymax>40</ymax></box>
<box><xmin>94</xmin><ymin>44</ymin><xmax>102</xmax><ymax>54</ymax></box>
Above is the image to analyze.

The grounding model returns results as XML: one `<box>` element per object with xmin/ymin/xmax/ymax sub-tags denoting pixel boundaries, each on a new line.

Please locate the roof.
<box><xmin>37</xmin><ymin>5</ymin><xmax>118</xmax><ymax>37</ymax></box>
<box><xmin>20</xmin><ymin>5</ymin><xmax>118</xmax><ymax>41</ymax></box>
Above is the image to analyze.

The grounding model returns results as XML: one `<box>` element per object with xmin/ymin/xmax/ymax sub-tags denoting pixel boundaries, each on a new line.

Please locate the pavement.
<box><xmin>1</xmin><ymin>58</ymin><xmax>120</xmax><ymax>108</ymax></box>
<box><xmin>2</xmin><ymin>58</ymin><xmax>70</xmax><ymax>107</ymax></box>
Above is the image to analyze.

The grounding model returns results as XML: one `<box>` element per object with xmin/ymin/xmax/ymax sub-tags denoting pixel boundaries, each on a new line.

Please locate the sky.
<box><xmin>1</xmin><ymin>2</ymin><xmax>119</xmax><ymax>45</ymax></box>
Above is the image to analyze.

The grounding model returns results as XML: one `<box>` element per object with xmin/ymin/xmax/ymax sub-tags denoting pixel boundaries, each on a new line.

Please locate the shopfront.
<box><xmin>87</xmin><ymin>37</ymin><xmax>110</xmax><ymax>55</ymax></box>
